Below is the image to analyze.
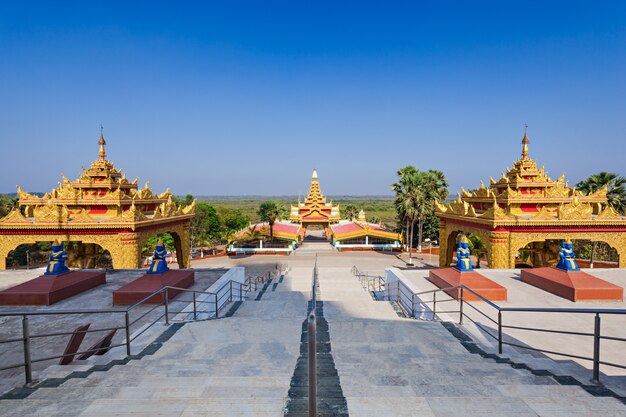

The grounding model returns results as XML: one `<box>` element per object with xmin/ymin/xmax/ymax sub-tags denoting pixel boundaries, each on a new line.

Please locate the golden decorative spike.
<box><xmin>98</xmin><ymin>126</ymin><xmax>106</xmax><ymax>160</ymax></box>
<box><xmin>521</xmin><ymin>125</ymin><xmax>529</xmax><ymax>159</ymax></box>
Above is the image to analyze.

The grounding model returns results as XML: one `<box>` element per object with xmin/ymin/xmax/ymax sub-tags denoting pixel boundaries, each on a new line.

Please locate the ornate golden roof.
<box><xmin>290</xmin><ymin>169</ymin><xmax>340</xmax><ymax>223</ymax></box>
<box><xmin>436</xmin><ymin>131</ymin><xmax>624</xmax><ymax>225</ymax></box>
<box><xmin>1</xmin><ymin>132</ymin><xmax>195</xmax><ymax>230</ymax></box>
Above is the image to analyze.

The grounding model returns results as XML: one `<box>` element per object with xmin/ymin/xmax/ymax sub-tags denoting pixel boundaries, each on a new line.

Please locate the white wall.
<box><xmin>385</xmin><ymin>267</ymin><xmax>435</xmax><ymax>319</ymax></box>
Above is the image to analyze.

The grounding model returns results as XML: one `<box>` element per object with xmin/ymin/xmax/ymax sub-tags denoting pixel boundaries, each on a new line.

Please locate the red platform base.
<box><xmin>0</xmin><ymin>272</ymin><xmax>106</xmax><ymax>306</ymax></box>
<box><xmin>428</xmin><ymin>268</ymin><xmax>507</xmax><ymax>302</ymax></box>
<box><xmin>520</xmin><ymin>268</ymin><xmax>623</xmax><ymax>302</ymax></box>
<box><xmin>112</xmin><ymin>270</ymin><xmax>195</xmax><ymax>305</ymax></box>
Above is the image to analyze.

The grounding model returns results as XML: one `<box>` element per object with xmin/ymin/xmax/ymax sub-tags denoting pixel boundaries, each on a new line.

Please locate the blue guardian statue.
<box><xmin>44</xmin><ymin>240</ymin><xmax>71</xmax><ymax>275</ymax></box>
<box><xmin>147</xmin><ymin>240</ymin><xmax>170</xmax><ymax>274</ymax></box>
<box><xmin>454</xmin><ymin>236</ymin><xmax>473</xmax><ymax>272</ymax></box>
<box><xmin>556</xmin><ymin>239</ymin><xmax>580</xmax><ymax>271</ymax></box>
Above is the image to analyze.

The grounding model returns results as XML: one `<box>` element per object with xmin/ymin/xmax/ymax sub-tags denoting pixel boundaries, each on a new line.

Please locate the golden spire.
<box><xmin>312</xmin><ymin>168</ymin><xmax>318</xmax><ymax>180</ymax></box>
<box><xmin>98</xmin><ymin>125</ymin><xmax>107</xmax><ymax>160</ymax></box>
<box><xmin>521</xmin><ymin>124</ymin><xmax>529</xmax><ymax>159</ymax></box>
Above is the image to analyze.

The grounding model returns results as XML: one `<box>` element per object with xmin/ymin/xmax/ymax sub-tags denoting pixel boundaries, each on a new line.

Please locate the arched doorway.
<box><xmin>142</xmin><ymin>232</ymin><xmax>186</xmax><ymax>268</ymax></box>
<box><xmin>6</xmin><ymin>241</ymin><xmax>113</xmax><ymax>270</ymax></box>
<box><xmin>514</xmin><ymin>239</ymin><xmax>620</xmax><ymax>268</ymax></box>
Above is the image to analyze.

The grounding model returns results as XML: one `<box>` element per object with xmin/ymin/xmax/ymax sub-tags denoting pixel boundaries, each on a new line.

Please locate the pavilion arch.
<box><xmin>0</xmin><ymin>221</ymin><xmax>191</xmax><ymax>270</ymax></box>
<box><xmin>509</xmin><ymin>232</ymin><xmax>626</xmax><ymax>269</ymax></box>
<box><xmin>438</xmin><ymin>220</ymin><xmax>493</xmax><ymax>268</ymax></box>
<box><xmin>135</xmin><ymin>222</ymin><xmax>190</xmax><ymax>269</ymax></box>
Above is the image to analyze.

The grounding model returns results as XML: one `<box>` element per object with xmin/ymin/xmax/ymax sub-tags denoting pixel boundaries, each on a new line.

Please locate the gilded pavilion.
<box><xmin>0</xmin><ymin>132</ymin><xmax>195</xmax><ymax>269</ymax></box>
<box><xmin>436</xmin><ymin>131</ymin><xmax>626</xmax><ymax>269</ymax></box>
<box><xmin>290</xmin><ymin>169</ymin><xmax>340</xmax><ymax>230</ymax></box>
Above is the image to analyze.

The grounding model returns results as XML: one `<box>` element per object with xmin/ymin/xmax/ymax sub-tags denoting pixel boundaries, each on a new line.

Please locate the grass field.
<box><xmin>196</xmin><ymin>196</ymin><xmax>398</xmax><ymax>226</ymax></box>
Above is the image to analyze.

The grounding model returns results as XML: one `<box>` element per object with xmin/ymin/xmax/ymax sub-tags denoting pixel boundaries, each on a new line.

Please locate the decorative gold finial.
<box><xmin>521</xmin><ymin>124</ymin><xmax>529</xmax><ymax>159</ymax></box>
<box><xmin>98</xmin><ymin>125</ymin><xmax>107</xmax><ymax>160</ymax></box>
<box><xmin>312</xmin><ymin>168</ymin><xmax>318</xmax><ymax>180</ymax></box>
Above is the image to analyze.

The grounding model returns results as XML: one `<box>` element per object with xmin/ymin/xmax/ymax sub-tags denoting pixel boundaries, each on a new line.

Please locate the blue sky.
<box><xmin>1</xmin><ymin>1</ymin><xmax>625</xmax><ymax>196</ymax></box>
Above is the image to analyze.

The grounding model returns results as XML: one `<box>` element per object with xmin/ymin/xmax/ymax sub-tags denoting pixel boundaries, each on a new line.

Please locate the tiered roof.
<box><xmin>436</xmin><ymin>131</ymin><xmax>624</xmax><ymax>226</ymax></box>
<box><xmin>290</xmin><ymin>169</ymin><xmax>340</xmax><ymax>224</ymax></box>
<box><xmin>0</xmin><ymin>132</ymin><xmax>195</xmax><ymax>230</ymax></box>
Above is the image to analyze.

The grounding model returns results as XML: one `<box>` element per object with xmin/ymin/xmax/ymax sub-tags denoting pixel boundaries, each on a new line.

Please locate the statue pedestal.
<box><xmin>113</xmin><ymin>270</ymin><xmax>195</xmax><ymax>305</ymax></box>
<box><xmin>428</xmin><ymin>268</ymin><xmax>507</xmax><ymax>302</ymax></box>
<box><xmin>0</xmin><ymin>272</ymin><xmax>106</xmax><ymax>306</ymax></box>
<box><xmin>521</xmin><ymin>267</ymin><xmax>623</xmax><ymax>302</ymax></box>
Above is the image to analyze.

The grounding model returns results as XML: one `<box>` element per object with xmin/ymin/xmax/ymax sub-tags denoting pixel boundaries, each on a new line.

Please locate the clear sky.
<box><xmin>1</xmin><ymin>1</ymin><xmax>625</xmax><ymax>196</ymax></box>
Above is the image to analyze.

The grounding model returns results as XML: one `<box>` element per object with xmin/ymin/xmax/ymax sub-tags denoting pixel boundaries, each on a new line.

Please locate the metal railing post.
<box><xmin>308</xmin><ymin>311</ymin><xmax>317</xmax><ymax>417</ymax></box>
<box><xmin>125</xmin><ymin>312</ymin><xmax>131</xmax><ymax>356</ymax></box>
<box><xmin>164</xmin><ymin>288</ymin><xmax>169</xmax><ymax>325</ymax></box>
<box><xmin>592</xmin><ymin>313</ymin><xmax>601</xmax><ymax>383</ymax></box>
<box><xmin>432</xmin><ymin>291</ymin><xmax>437</xmax><ymax>320</ymax></box>
<box><xmin>22</xmin><ymin>315</ymin><xmax>32</xmax><ymax>384</ymax></box>
<box><xmin>193</xmin><ymin>292</ymin><xmax>197</xmax><ymax>320</ymax></box>
<box><xmin>497</xmin><ymin>310</ymin><xmax>503</xmax><ymax>354</ymax></box>
<box><xmin>411</xmin><ymin>293</ymin><xmax>415</xmax><ymax>318</ymax></box>
<box><xmin>459</xmin><ymin>288</ymin><xmax>464</xmax><ymax>324</ymax></box>
<box><xmin>215</xmin><ymin>294</ymin><xmax>219</xmax><ymax>319</ymax></box>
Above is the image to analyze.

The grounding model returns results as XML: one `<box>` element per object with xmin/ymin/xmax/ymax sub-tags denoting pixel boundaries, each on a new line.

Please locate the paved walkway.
<box><xmin>1</xmin><ymin>264</ymin><xmax>625</xmax><ymax>416</ymax></box>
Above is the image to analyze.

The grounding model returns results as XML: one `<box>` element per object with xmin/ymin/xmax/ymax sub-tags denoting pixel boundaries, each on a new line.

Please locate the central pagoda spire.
<box><xmin>521</xmin><ymin>125</ymin><xmax>529</xmax><ymax>160</ymax></box>
<box><xmin>98</xmin><ymin>126</ymin><xmax>107</xmax><ymax>160</ymax></box>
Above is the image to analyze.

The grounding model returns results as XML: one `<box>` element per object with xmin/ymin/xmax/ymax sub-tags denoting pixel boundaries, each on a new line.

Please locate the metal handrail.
<box><xmin>308</xmin><ymin>255</ymin><xmax>318</xmax><ymax>417</ymax></box>
<box><xmin>0</xmin><ymin>279</ymin><xmax>247</xmax><ymax>385</ymax></box>
<box><xmin>392</xmin><ymin>280</ymin><xmax>626</xmax><ymax>383</ymax></box>
<box><xmin>352</xmin><ymin>265</ymin><xmax>386</xmax><ymax>293</ymax></box>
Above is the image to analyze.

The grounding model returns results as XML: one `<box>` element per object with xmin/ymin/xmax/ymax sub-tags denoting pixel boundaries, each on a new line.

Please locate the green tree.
<box><xmin>392</xmin><ymin>167</ymin><xmax>448</xmax><ymax>264</ymax></box>
<box><xmin>0</xmin><ymin>195</ymin><xmax>18</xmax><ymax>218</ymax></box>
<box><xmin>217</xmin><ymin>207</ymin><xmax>250</xmax><ymax>236</ymax></box>
<box><xmin>343</xmin><ymin>204</ymin><xmax>359</xmax><ymax>221</ymax></box>
<box><xmin>422</xmin><ymin>216</ymin><xmax>440</xmax><ymax>242</ymax></box>
<box><xmin>192</xmin><ymin>202</ymin><xmax>221</xmax><ymax>245</ymax></box>
<box><xmin>369</xmin><ymin>215</ymin><xmax>381</xmax><ymax>224</ymax></box>
<box><xmin>257</xmin><ymin>201</ymin><xmax>288</xmax><ymax>241</ymax></box>
<box><xmin>241</xmin><ymin>225</ymin><xmax>266</xmax><ymax>243</ymax></box>
<box><xmin>465</xmin><ymin>233</ymin><xmax>487</xmax><ymax>268</ymax></box>
<box><xmin>576</xmin><ymin>172</ymin><xmax>626</xmax><ymax>214</ymax></box>
<box><xmin>416</xmin><ymin>170</ymin><xmax>448</xmax><ymax>249</ymax></box>
<box><xmin>145</xmin><ymin>233</ymin><xmax>175</xmax><ymax>252</ymax></box>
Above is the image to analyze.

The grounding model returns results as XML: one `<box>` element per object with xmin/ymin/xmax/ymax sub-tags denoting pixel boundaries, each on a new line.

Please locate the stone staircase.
<box><xmin>1</xmin><ymin>265</ymin><xmax>625</xmax><ymax>416</ymax></box>
<box><xmin>0</xmin><ymin>269</ymin><xmax>308</xmax><ymax>417</ymax></box>
<box><xmin>318</xmin><ymin>267</ymin><xmax>626</xmax><ymax>417</ymax></box>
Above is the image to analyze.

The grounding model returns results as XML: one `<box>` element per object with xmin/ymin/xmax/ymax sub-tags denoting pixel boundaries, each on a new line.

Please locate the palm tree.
<box><xmin>576</xmin><ymin>172</ymin><xmax>626</xmax><ymax>214</ymax></box>
<box><xmin>392</xmin><ymin>166</ymin><xmax>419</xmax><ymax>256</ymax></box>
<box><xmin>416</xmin><ymin>170</ymin><xmax>448</xmax><ymax>250</ymax></box>
<box><xmin>242</xmin><ymin>225</ymin><xmax>265</xmax><ymax>243</ymax></box>
<box><xmin>343</xmin><ymin>204</ymin><xmax>359</xmax><ymax>221</ymax></box>
<box><xmin>257</xmin><ymin>201</ymin><xmax>288</xmax><ymax>241</ymax></box>
<box><xmin>393</xmin><ymin>169</ymin><xmax>422</xmax><ymax>265</ymax></box>
<box><xmin>466</xmin><ymin>233</ymin><xmax>487</xmax><ymax>268</ymax></box>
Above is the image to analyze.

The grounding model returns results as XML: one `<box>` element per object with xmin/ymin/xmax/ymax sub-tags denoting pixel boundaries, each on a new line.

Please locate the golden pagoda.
<box><xmin>436</xmin><ymin>130</ymin><xmax>626</xmax><ymax>268</ymax></box>
<box><xmin>0</xmin><ymin>131</ymin><xmax>195</xmax><ymax>270</ymax></box>
<box><xmin>290</xmin><ymin>169</ymin><xmax>340</xmax><ymax>229</ymax></box>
